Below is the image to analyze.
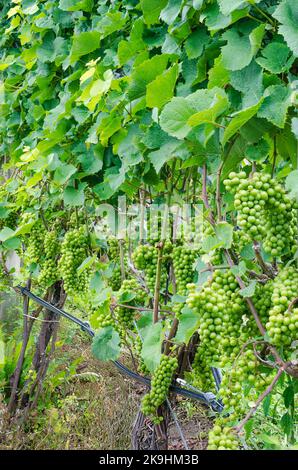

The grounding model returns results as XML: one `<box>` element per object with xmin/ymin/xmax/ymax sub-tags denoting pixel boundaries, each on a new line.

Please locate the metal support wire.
<box><xmin>166</xmin><ymin>398</ymin><xmax>189</xmax><ymax>450</ymax></box>
<box><xmin>15</xmin><ymin>285</ymin><xmax>223</xmax><ymax>413</ymax></box>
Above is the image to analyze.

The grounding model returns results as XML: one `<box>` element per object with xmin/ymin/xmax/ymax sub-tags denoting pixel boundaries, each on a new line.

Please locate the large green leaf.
<box><xmin>175</xmin><ymin>308</ymin><xmax>200</xmax><ymax>344</ymax></box>
<box><xmin>218</xmin><ymin>0</ymin><xmax>247</xmax><ymax>15</ymax></box>
<box><xmin>160</xmin><ymin>0</ymin><xmax>182</xmax><ymax>25</ymax></box>
<box><xmin>59</xmin><ymin>0</ymin><xmax>93</xmax><ymax>11</ymax></box>
<box><xmin>215</xmin><ymin>222</ymin><xmax>233</xmax><ymax>249</ymax></box>
<box><xmin>92</xmin><ymin>326</ymin><xmax>121</xmax><ymax>361</ymax></box>
<box><xmin>223</xmin><ymin>99</ymin><xmax>263</xmax><ymax>145</ymax></box>
<box><xmin>221</xmin><ymin>28</ymin><xmax>251</xmax><ymax>71</ymax></box>
<box><xmin>187</xmin><ymin>91</ymin><xmax>229</xmax><ymax>127</ymax></box>
<box><xmin>285</xmin><ymin>170</ymin><xmax>298</xmax><ymax>199</ymax></box>
<box><xmin>221</xmin><ymin>24</ymin><xmax>265</xmax><ymax>71</ymax></box>
<box><xmin>273</xmin><ymin>0</ymin><xmax>298</xmax><ymax>57</ymax></box>
<box><xmin>256</xmin><ymin>41</ymin><xmax>294</xmax><ymax>73</ymax></box>
<box><xmin>230</xmin><ymin>60</ymin><xmax>263</xmax><ymax>107</ymax></box>
<box><xmin>140</xmin><ymin>0</ymin><xmax>167</xmax><ymax>25</ymax></box>
<box><xmin>141</xmin><ymin>322</ymin><xmax>163</xmax><ymax>372</ymax></box>
<box><xmin>70</xmin><ymin>31</ymin><xmax>101</xmax><ymax>63</ymax></box>
<box><xmin>185</xmin><ymin>27</ymin><xmax>209</xmax><ymax>59</ymax></box>
<box><xmin>159</xmin><ymin>97</ymin><xmax>195</xmax><ymax>139</ymax></box>
<box><xmin>146</xmin><ymin>64</ymin><xmax>179</xmax><ymax>109</ymax></box>
<box><xmin>54</xmin><ymin>163</ymin><xmax>77</xmax><ymax>185</ymax></box>
<box><xmin>128</xmin><ymin>54</ymin><xmax>169</xmax><ymax>100</ymax></box>
<box><xmin>258</xmin><ymin>84</ymin><xmax>292</xmax><ymax>128</ymax></box>
<box><xmin>63</xmin><ymin>184</ymin><xmax>85</xmax><ymax>206</ymax></box>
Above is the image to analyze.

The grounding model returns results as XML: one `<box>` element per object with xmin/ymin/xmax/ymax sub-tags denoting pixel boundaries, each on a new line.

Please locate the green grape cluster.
<box><xmin>108</xmin><ymin>238</ymin><xmax>127</xmax><ymax>291</ymax></box>
<box><xmin>132</xmin><ymin>243</ymin><xmax>170</xmax><ymax>293</ymax></box>
<box><xmin>110</xmin><ymin>264</ymin><xmax>122</xmax><ymax>291</ymax></box>
<box><xmin>0</xmin><ymin>210</ymin><xmax>18</xmax><ymax>230</ymax></box>
<box><xmin>115</xmin><ymin>278</ymin><xmax>147</xmax><ymax>329</ymax></box>
<box><xmin>68</xmin><ymin>211</ymin><xmax>85</xmax><ymax>229</ymax></box>
<box><xmin>203</xmin><ymin>222</ymin><xmax>224</xmax><ymax>266</ymax></box>
<box><xmin>38</xmin><ymin>231</ymin><xmax>60</xmax><ymax>288</ymax></box>
<box><xmin>187</xmin><ymin>270</ymin><xmax>250</xmax><ymax>365</ymax></box>
<box><xmin>208</xmin><ymin>422</ymin><xmax>239</xmax><ymax>450</ymax></box>
<box><xmin>224</xmin><ymin>172</ymin><xmax>296</xmax><ymax>256</ymax></box>
<box><xmin>141</xmin><ymin>355</ymin><xmax>178</xmax><ymax>417</ymax></box>
<box><xmin>172</xmin><ymin>246</ymin><xmax>199</xmax><ymax>295</ymax></box>
<box><xmin>233</xmin><ymin>229</ymin><xmax>251</xmax><ymax>253</ymax></box>
<box><xmin>266</xmin><ymin>266</ymin><xmax>298</xmax><ymax>347</ymax></box>
<box><xmin>219</xmin><ymin>348</ymin><xmax>274</xmax><ymax>420</ymax></box>
<box><xmin>253</xmin><ymin>280</ymin><xmax>273</xmax><ymax>325</ymax></box>
<box><xmin>88</xmin><ymin>300</ymin><xmax>117</xmax><ymax>330</ymax></box>
<box><xmin>108</xmin><ymin>237</ymin><xmax>120</xmax><ymax>260</ymax></box>
<box><xmin>134</xmin><ymin>335</ymin><xmax>150</xmax><ymax>375</ymax></box>
<box><xmin>25</xmin><ymin>224</ymin><xmax>46</xmax><ymax>263</ymax></box>
<box><xmin>58</xmin><ymin>226</ymin><xmax>91</xmax><ymax>295</ymax></box>
<box><xmin>190</xmin><ymin>348</ymin><xmax>216</xmax><ymax>393</ymax></box>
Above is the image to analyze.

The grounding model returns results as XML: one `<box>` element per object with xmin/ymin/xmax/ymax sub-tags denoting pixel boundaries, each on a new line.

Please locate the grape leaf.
<box><xmin>256</xmin><ymin>41</ymin><xmax>294</xmax><ymax>73</ymax></box>
<box><xmin>70</xmin><ymin>31</ymin><xmax>101</xmax><ymax>63</ymax></box>
<box><xmin>285</xmin><ymin>170</ymin><xmax>298</xmax><ymax>199</ymax></box>
<box><xmin>215</xmin><ymin>222</ymin><xmax>233</xmax><ymax>249</ymax></box>
<box><xmin>188</xmin><ymin>92</ymin><xmax>229</xmax><ymax>127</ymax></box>
<box><xmin>128</xmin><ymin>54</ymin><xmax>169</xmax><ymax>100</ymax></box>
<box><xmin>258</xmin><ymin>84</ymin><xmax>292</xmax><ymax>128</ymax></box>
<box><xmin>92</xmin><ymin>326</ymin><xmax>121</xmax><ymax>361</ymax></box>
<box><xmin>218</xmin><ymin>0</ymin><xmax>248</xmax><ymax>16</ymax></box>
<box><xmin>208</xmin><ymin>56</ymin><xmax>230</xmax><ymax>89</ymax></box>
<box><xmin>175</xmin><ymin>309</ymin><xmax>200</xmax><ymax>344</ymax></box>
<box><xmin>141</xmin><ymin>322</ymin><xmax>163</xmax><ymax>372</ymax></box>
<box><xmin>146</xmin><ymin>64</ymin><xmax>179</xmax><ymax>109</ymax></box>
<box><xmin>240</xmin><ymin>281</ymin><xmax>257</xmax><ymax>297</ymax></box>
<box><xmin>223</xmin><ymin>99</ymin><xmax>263</xmax><ymax>145</ymax></box>
<box><xmin>63</xmin><ymin>184</ymin><xmax>85</xmax><ymax>206</ymax></box>
<box><xmin>185</xmin><ymin>27</ymin><xmax>209</xmax><ymax>59</ymax></box>
<box><xmin>221</xmin><ymin>28</ymin><xmax>252</xmax><ymax>71</ymax></box>
<box><xmin>159</xmin><ymin>97</ymin><xmax>195</xmax><ymax>139</ymax></box>
<box><xmin>160</xmin><ymin>0</ymin><xmax>182</xmax><ymax>25</ymax></box>
<box><xmin>230</xmin><ymin>60</ymin><xmax>263</xmax><ymax>107</ymax></box>
<box><xmin>273</xmin><ymin>0</ymin><xmax>298</xmax><ymax>57</ymax></box>
<box><xmin>59</xmin><ymin>0</ymin><xmax>93</xmax><ymax>12</ymax></box>
<box><xmin>140</xmin><ymin>0</ymin><xmax>167</xmax><ymax>25</ymax></box>
<box><xmin>54</xmin><ymin>163</ymin><xmax>77</xmax><ymax>185</ymax></box>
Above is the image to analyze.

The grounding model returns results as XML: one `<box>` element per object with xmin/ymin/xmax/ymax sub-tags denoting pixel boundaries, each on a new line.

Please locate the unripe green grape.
<box><xmin>224</xmin><ymin>172</ymin><xmax>296</xmax><ymax>257</ymax></box>
<box><xmin>172</xmin><ymin>245</ymin><xmax>199</xmax><ymax>295</ymax></box>
<box><xmin>141</xmin><ymin>354</ymin><xmax>178</xmax><ymax>417</ymax></box>
<box><xmin>266</xmin><ymin>266</ymin><xmax>298</xmax><ymax>348</ymax></box>
<box><xmin>208</xmin><ymin>421</ymin><xmax>240</xmax><ymax>450</ymax></box>
<box><xmin>132</xmin><ymin>243</ymin><xmax>169</xmax><ymax>293</ymax></box>
<box><xmin>58</xmin><ymin>226</ymin><xmax>91</xmax><ymax>295</ymax></box>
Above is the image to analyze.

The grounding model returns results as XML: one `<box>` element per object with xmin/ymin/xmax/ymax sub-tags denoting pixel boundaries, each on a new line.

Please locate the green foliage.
<box><xmin>1</xmin><ymin>0</ymin><xmax>298</xmax><ymax>451</ymax></box>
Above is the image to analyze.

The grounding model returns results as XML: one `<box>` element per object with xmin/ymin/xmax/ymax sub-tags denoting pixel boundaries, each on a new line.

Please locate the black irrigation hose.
<box><xmin>16</xmin><ymin>285</ymin><xmax>224</xmax><ymax>413</ymax></box>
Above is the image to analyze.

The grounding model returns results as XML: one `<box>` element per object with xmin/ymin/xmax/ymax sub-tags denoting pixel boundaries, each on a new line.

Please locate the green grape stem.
<box><xmin>153</xmin><ymin>241</ymin><xmax>164</xmax><ymax>323</ymax></box>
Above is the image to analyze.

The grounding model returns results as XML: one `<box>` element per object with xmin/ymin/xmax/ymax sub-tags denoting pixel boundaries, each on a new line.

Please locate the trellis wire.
<box><xmin>16</xmin><ymin>285</ymin><xmax>224</xmax><ymax>412</ymax></box>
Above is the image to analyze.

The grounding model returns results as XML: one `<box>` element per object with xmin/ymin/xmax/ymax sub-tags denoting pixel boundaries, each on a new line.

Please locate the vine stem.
<box><xmin>235</xmin><ymin>365</ymin><xmax>286</xmax><ymax>433</ymax></box>
<box><xmin>153</xmin><ymin>241</ymin><xmax>164</xmax><ymax>323</ymax></box>
<box><xmin>216</xmin><ymin>162</ymin><xmax>224</xmax><ymax>222</ymax></box>
<box><xmin>202</xmin><ymin>164</ymin><xmax>215</xmax><ymax>225</ymax></box>
<box><xmin>225</xmin><ymin>249</ymin><xmax>267</xmax><ymax>336</ymax></box>
<box><xmin>287</xmin><ymin>297</ymin><xmax>298</xmax><ymax>313</ymax></box>
<box><xmin>119</xmin><ymin>239</ymin><xmax>126</xmax><ymax>282</ymax></box>
<box><xmin>253</xmin><ymin>241</ymin><xmax>276</xmax><ymax>278</ymax></box>
<box><xmin>115</xmin><ymin>303</ymin><xmax>174</xmax><ymax>315</ymax></box>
